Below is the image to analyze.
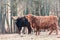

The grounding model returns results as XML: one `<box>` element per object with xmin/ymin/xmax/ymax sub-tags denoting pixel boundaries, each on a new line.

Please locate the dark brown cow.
<box><xmin>26</xmin><ymin>14</ymin><xmax>59</xmax><ymax>35</ymax></box>
<box><xmin>12</xmin><ymin>16</ymin><xmax>32</xmax><ymax>34</ymax></box>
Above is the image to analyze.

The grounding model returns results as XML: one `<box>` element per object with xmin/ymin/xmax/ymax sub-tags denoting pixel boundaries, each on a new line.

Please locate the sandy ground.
<box><xmin>0</xmin><ymin>31</ymin><xmax>60</xmax><ymax>40</ymax></box>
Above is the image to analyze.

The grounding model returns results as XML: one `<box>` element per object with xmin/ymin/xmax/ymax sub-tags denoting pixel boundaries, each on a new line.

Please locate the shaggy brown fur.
<box><xmin>26</xmin><ymin>14</ymin><xmax>59</xmax><ymax>35</ymax></box>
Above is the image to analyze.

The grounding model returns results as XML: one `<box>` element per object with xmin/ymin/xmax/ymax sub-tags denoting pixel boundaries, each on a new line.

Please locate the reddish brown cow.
<box><xmin>26</xmin><ymin>14</ymin><xmax>59</xmax><ymax>35</ymax></box>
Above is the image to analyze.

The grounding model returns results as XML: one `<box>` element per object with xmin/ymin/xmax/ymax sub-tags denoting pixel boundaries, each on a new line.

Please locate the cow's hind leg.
<box><xmin>36</xmin><ymin>31</ymin><xmax>37</xmax><ymax>35</ymax></box>
<box><xmin>49</xmin><ymin>24</ymin><xmax>55</xmax><ymax>35</ymax></box>
<box><xmin>55</xmin><ymin>29</ymin><xmax>58</xmax><ymax>35</ymax></box>
<box><xmin>49</xmin><ymin>28</ymin><xmax>54</xmax><ymax>35</ymax></box>
<box><xmin>55</xmin><ymin>27</ymin><xmax>58</xmax><ymax>35</ymax></box>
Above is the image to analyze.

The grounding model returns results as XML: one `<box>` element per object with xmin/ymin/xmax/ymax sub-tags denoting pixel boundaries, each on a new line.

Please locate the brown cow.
<box><xmin>26</xmin><ymin>14</ymin><xmax>59</xmax><ymax>35</ymax></box>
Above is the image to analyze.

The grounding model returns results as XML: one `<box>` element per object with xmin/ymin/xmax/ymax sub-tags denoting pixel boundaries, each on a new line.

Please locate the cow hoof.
<box><xmin>28</xmin><ymin>32</ymin><xmax>31</xmax><ymax>34</ymax></box>
<box><xmin>28</xmin><ymin>33</ymin><xmax>31</xmax><ymax>34</ymax></box>
<box><xmin>38</xmin><ymin>33</ymin><xmax>40</xmax><ymax>35</ymax></box>
<box><xmin>23</xmin><ymin>33</ymin><xmax>25</xmax><ymax>34</ymax></box>
<box><xmin>48</xmin><ymin>33</ymin><xmax>51</xmax><ymax>35</ymax></box>
<box><xmin>35</xmin><ymin>33</ymin><xmax>37</xmax><ymax>35</ymax></box>
<box><xmin>56</xmin><ymin>33</ymin><xmax>58</xmax><ymax>35</ymax></box>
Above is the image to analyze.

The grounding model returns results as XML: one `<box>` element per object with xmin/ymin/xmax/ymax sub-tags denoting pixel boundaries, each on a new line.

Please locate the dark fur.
<box><xmin>16</xmin><ymin>16</ymin><xmax>31</xmax><ymax>34</ymax></box>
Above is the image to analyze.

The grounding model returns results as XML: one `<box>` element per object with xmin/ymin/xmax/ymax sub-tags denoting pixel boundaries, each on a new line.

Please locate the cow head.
<box><xmin>26</xmin><ymin>14</ymin><xmax>36</xmax><ymax>30</ymax></box>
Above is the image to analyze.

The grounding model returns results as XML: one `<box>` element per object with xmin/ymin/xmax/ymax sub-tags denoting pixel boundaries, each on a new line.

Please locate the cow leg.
<box><xmin>22</xmin><ymin>27</ymin><xmax>26</xmax><ymax>34</ymax></box>
<box><xmin>49</xmin><ymin>29</ymin><xmax>54</xmax><ymax>35</ymax></box>
<box><xmin>17</xmin><ymin>28</ymin><xmax>20</xmax><ymax>33</ymax></box>
<box><xmin>35</xmin><ymin>31</ymin><xmax>40</xmax><ymax>35</ymax></box>
<box><xmin>35</xmin><ymin>28</ymin><xmax>40</xmax><ymax>35</ymax></box>
<box><xmin>55</xmin><ymin>29</ymin><xmax>58</xmax><ymax>35</ymax></box>
<box><xmin>18</xmin><ymin>27</ymin><xmax>22</xmax><ymax>34</ymax></box>
<box><xmin>37</xmin><ymin>29</ymin><xmax>40</xmax><ymax>35</ymax></box>
<box><xmin>37</xmin><ymin>27</ymin><xmax>40</xmax><ymax>35</ymax></box>
<box><xmin>53</xmin><ymin>25</ymin><xmax>58</xmax><ymax>35</ymax></box>
<box><xmin>55</xmin><ymin>27</ymin><xmax>58</xmax><ymax>35</ymax></box>
<box><xmin>35</xmin><ymin>30</ymin><xmax>37</xmax><ymax>35</ymax></box>
<box><xmin>35</xmin><ymin>28</ymin><xmax>38</xmax><ymax>35</ymax></box>
<box><xmin>35</xmin><ymin>30</ymin><xmax>38</xmax><ymax>35</ymax></box>
<box><xmin>27</xmin><ymin>26</ymin><xmax>31</xmax><ymax>34</ymax></box>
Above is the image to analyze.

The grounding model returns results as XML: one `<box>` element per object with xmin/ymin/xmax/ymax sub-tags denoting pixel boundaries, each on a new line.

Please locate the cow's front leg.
<box><xmin>37</xmin><ymin>27</ymin><xmax>40</xmax><ymax>35</ymax></box>
<box><xmin>35</xmin><ymin>29</ymin><xmax>40</xmax><ymax>35</ymax></box>
<box><xmin>34</xmin><ymin>28</ymin><xmax>37</xmax><ymax>35</ymax></box>
<box><xmin>35</xmin><ymin>31</ymin><xmax>40</xmax><ymax>35</ymax></box>
<box><xmin>18</xmin><ymin>27</ymin><xmax>22</xmax><ymax>34</ymax></box>
<box><xmin>27</xmin><ymin>26</ymin><xmax>32</xmax><ymax>34</ymax></box>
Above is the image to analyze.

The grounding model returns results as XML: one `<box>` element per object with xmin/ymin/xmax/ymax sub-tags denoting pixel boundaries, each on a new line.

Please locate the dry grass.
<box><xmin>0</xmin><ymin>31</ymin><xmax>60</xmax><ymax>40</ymax></box>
